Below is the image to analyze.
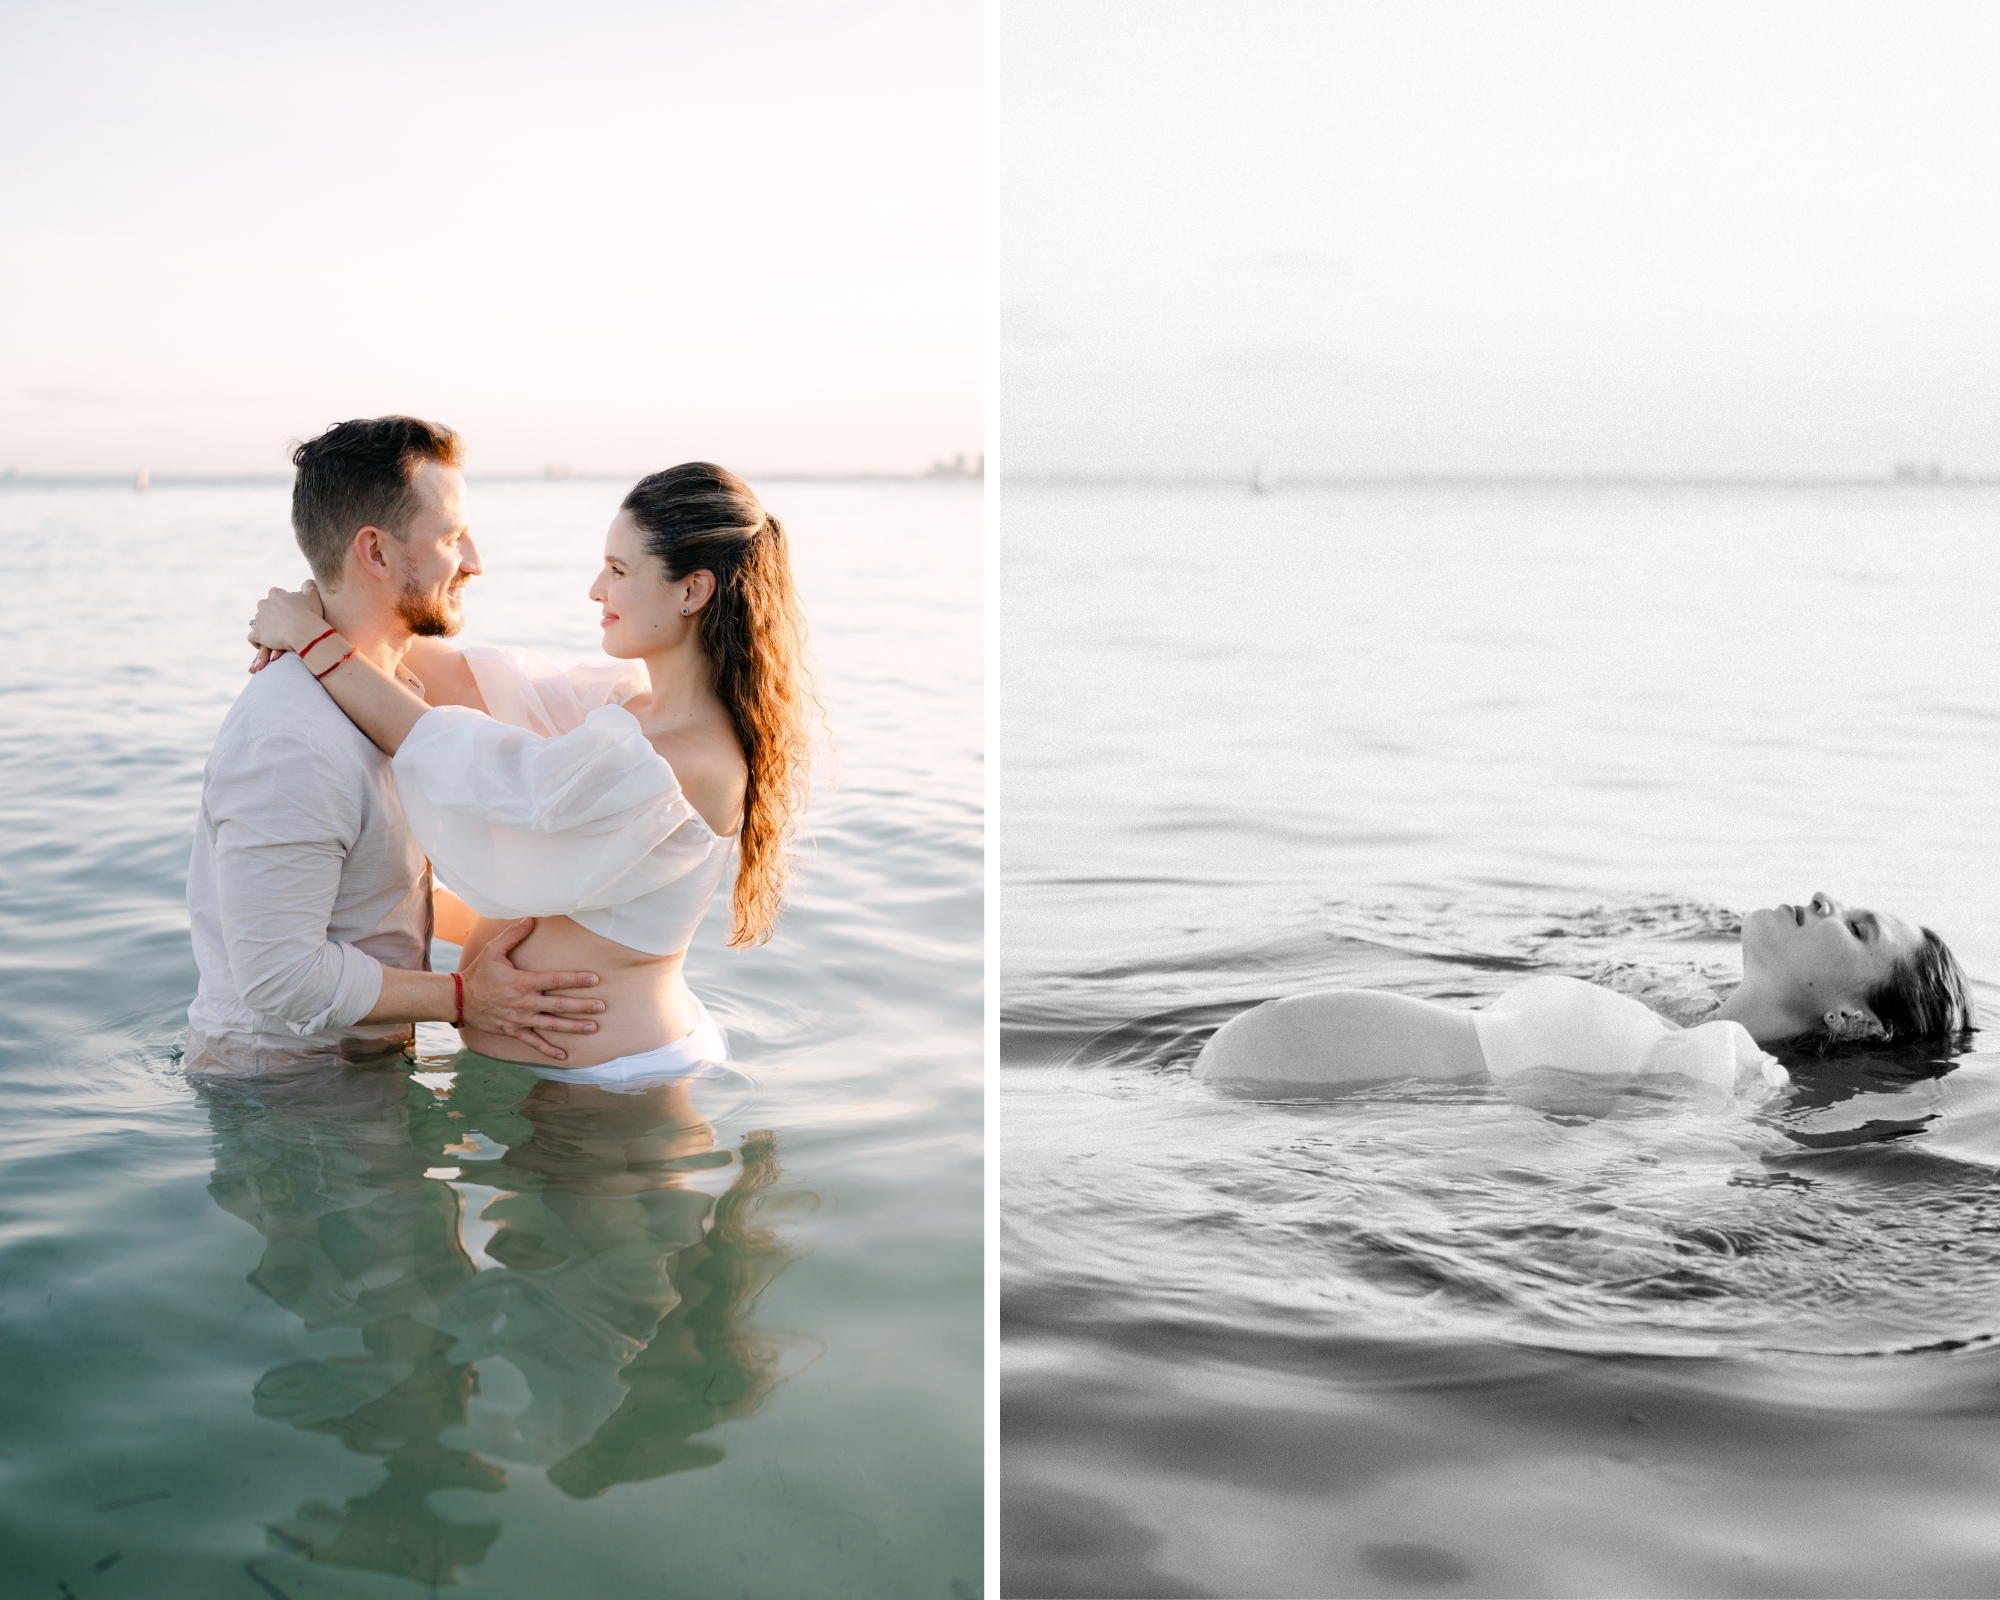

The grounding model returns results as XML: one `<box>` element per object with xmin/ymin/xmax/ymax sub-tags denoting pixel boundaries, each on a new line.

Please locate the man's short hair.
<box><xmin>290</xmin><ymin>417</ymin><xmax>462</xmax><ymax>582</ymax></box>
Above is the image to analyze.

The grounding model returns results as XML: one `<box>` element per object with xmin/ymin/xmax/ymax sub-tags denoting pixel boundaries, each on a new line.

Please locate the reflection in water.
<box><xmin>199</xmin><ymin>1056</ymin><xmax>810</xmax><ymax>1586</ymax></box>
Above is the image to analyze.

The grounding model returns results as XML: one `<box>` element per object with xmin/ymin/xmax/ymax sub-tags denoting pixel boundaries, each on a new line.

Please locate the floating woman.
<box><xmin>1195</xmin><ymin>893</ymin><xmax>1974</xmax><ymax>1108</ymax></box>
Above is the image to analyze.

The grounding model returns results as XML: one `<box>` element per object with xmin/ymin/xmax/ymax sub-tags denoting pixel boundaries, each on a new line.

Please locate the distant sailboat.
<box><xmin>133</xmin><ymin>469</ymin><xmax>149</xmax><ymax>493</ymax></box>
<box><xmin>1249</xmin><ymin>459</ymin><xmax>1270</xmax><ymax>495</ymax></box>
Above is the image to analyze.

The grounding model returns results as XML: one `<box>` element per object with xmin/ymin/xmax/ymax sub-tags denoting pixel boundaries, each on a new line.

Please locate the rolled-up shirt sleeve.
<box><xmin>204</xmin><ymin>729</ymin><xmax>386</xmax><ymax>1035</ymax></box>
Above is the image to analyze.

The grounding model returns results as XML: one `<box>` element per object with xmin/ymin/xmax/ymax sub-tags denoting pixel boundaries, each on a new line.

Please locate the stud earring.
<box><xmin>680</xmin><ymin>606</ymin><xmax>690</xmax><ymax>615</ymax></box>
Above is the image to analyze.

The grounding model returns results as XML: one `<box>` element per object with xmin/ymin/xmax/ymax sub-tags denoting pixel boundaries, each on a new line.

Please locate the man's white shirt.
<box><xmin>186</xmin><ymin>652</ymin><xmax>430</xmax><ymax>1068</ymax></box>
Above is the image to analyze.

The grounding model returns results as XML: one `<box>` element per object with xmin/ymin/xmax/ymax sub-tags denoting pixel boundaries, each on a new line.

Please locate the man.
<box><xmin>185</xmin><ymin>415</ymin><xmax>603</xmax><ymax>1073</ymax></box>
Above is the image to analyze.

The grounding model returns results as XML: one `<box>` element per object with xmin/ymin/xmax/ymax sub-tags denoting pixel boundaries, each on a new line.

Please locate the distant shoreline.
<box><xmin>1007</xmin><ymin>471</ymin><xmax>2000</xmax><ymax>491</ymax></box>
<box><xmin>0</xmin><ymin>471</ymin><xmax>984</xmax><ymax>490</ymax></box>
<box><xmin>7</xmin><ymin>469</ymin><xmax>1990</xmax><ymax>491</ymax></box>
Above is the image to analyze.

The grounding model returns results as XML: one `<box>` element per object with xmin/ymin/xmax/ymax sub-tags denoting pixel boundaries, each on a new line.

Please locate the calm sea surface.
<box><xmin>1002</xmin><ymin>481</ymin><xmax>2000</xmax><ymax>1598</ymax></box>
<box><xmin>0</xmin><ymin>477</ymin><xmax>982</xmax><ymax>1596</ymax></box>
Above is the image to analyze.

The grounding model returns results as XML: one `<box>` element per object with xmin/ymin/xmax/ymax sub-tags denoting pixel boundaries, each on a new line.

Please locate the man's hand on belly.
<box><xmin>462</xmin><ymin>918</ymin><xmax>605</xmax><ymax>1061</ymax></box>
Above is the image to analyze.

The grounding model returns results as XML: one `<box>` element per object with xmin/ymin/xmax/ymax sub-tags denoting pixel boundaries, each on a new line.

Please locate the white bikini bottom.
<box><xmin>521</xmin><ymin>1000</ymin><xmax>731</xmax><ymax>1088</ymax></box>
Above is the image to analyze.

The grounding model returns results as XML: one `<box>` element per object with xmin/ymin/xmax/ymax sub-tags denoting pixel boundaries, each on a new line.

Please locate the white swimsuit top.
<box><xmin>391</xmin><ymin>646</ymin><xmax>735</xmax><ymax>957</ymax></box>
<box><xmin>1473</xmin><ymin>976</ymin><xmax>1789</xmax><ymax>1106</ymax></box>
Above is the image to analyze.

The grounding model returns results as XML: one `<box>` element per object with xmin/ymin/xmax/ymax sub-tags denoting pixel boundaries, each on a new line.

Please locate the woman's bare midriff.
<box><xmin>459</xmin><ymin>912</ymin><xmax>701</xmax><ymax>1068</ymax></box>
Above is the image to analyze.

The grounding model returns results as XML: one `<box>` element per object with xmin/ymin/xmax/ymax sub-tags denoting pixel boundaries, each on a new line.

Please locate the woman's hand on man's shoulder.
<box><xmin>247</xmin><ymin>581</ymin><xmax>330</xmax><ymax>671</ymax></box>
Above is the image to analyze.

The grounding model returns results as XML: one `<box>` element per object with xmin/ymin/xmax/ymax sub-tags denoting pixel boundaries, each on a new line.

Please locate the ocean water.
<box><xmin>1002</xmin><ymin>481</ymin><xmax>2000</xmax><ymax>1599</ymax></box>
<box><xmin>0</xmin><ymin>477</ymin><xmax>982</xmax><ymax>1597</ymax></box>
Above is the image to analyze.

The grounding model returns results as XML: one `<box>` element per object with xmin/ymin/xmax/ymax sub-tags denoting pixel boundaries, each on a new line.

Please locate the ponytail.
<box><xmin>621</xmin><ymin>464</ymin><xmax>817</xmax><ymax>945</ymax></box>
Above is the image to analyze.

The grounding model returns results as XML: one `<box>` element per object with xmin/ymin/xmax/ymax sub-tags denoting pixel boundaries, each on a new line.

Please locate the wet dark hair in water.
<box><xmin>1795</xmin><ymin>925</ymin><xmax>1975</xmax><ymax>1051</ymax></box>
<box><xmin>621</xmin><ymin>463</ymin><xmax>816</xmax><ymax>947</ymax></box>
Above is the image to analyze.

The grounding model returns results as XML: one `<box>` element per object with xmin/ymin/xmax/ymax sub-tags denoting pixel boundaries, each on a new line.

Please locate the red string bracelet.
<box><xmin>312</xmin><ymin>648</ymin><xmax>355</xmax><ymax>681</ymax></box>
<box><xmin>298</xmin><ymin>626</ymin><xmax>338</xmax><ymax>659</ymax></box>
<box><xmin>452</xmin><ymin>971</ymin><xmax>465</xmax><ymax>1029</ymax></box>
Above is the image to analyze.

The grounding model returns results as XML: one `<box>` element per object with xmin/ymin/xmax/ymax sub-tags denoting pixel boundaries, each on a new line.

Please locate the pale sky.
<box><xmin>0</xmin><ymin>0</ymin><xmax>980</xmax><ymax>476</ymax></box>
<box><xmin>1002</xmin><ymin>0</ymin><xmax>2000</xmax><ymax>479</ymax></box>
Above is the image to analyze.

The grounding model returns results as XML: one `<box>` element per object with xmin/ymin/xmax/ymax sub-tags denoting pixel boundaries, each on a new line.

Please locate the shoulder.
<box><xmin>403</xmin><ymin>638</ymin><xmax>485</xmax><ymax>711</ymax></box>
<box><xmin>204</xmin><ymin>660</ymin><xmax>380</xmax><ymax>825</ymax></box>
<box><xmin>212</xmin><ymin>657</ymin><xmax>375</xmax><ymax>764</ymax></box>
<box><xmin>649</xmin><ymin>711</ymin><xmax>748</xmax><ymax>836</ymax></box>
<box><xmin>402</xmin><ymin>637</ymin><xmax>462</xmax><ymax>679</ymax></box>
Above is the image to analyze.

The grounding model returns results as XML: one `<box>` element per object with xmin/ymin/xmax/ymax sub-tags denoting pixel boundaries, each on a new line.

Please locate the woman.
<box><xmin>247</xmin><ymin>462</ymin><xmax>814</xmax><ymax>1087</ymax></box>
<box><xmin>1196</xmin><ymin>893</ymin><xmax>1975</xmax><ymax>1105</ymax></box>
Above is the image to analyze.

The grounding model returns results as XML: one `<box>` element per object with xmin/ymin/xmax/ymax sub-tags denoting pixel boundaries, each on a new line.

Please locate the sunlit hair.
<box><xmin>621</xmin><ymin>463</ymin><xmax>817</xmax><ymax>946</ymax></box>
<box><xmin>289</xmin><ymin>416</ymin><xmax>461</xmax><ymax>583</ymax></box>
<box><xmin>1795</xmin><ymin>925</ymin><xmax>1975</xmax><ymax>1051</ymax></box>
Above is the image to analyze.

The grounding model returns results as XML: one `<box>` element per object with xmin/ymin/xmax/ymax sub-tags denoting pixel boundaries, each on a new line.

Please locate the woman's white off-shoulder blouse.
<box><xmin>1473</xmin><ymin>976</ymin><xmax>1788</xmax><ymax>1105</ymax></box>
<box><xmin>391</xmin><ymin>646</ymin><xmax>734</xmax><ymax>956</ymax></box>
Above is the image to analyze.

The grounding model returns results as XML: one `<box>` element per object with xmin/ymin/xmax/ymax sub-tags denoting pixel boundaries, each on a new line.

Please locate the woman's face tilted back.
<box><xmin>589</xmin><ymin>510</ymin><xmax>715</xmax><ymax>658</ymax></box>
<box><xmin>1740</xmin><ymin>891</ymin><xmax>1923</xmax><ymax>1033</ymax></box>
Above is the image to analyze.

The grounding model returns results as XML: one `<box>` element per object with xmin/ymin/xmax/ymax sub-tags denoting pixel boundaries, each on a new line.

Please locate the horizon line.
<box><xmin>1007</xmin><ymin>469</ymin><xmax>2000</xmax><ymax>490</ymax></box>
<box><xmin>0</xmin><ymin>469</ymin><xmax>985</xmax><ymax>489</ymax></box>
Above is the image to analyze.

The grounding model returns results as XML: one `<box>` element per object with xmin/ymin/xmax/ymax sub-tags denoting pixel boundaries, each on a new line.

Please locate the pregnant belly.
<box><xmin>457</xmin><ymin>913</ymin><xmax>699</xmax><ymax>1068</ymax></box>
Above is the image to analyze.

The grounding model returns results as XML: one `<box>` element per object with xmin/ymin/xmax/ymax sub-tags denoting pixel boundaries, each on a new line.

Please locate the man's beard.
<box><xmin>397</xmin><ymin>577</ymin><xmax>467</xmax><ymax>638</ymax></box>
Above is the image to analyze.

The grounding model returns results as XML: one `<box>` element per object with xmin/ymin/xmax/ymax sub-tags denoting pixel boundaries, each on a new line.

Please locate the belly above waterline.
<box><xmin>456</xmin><ymin>913</ymin><xmax>702</xmax><ymax>1068</ymax></box>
